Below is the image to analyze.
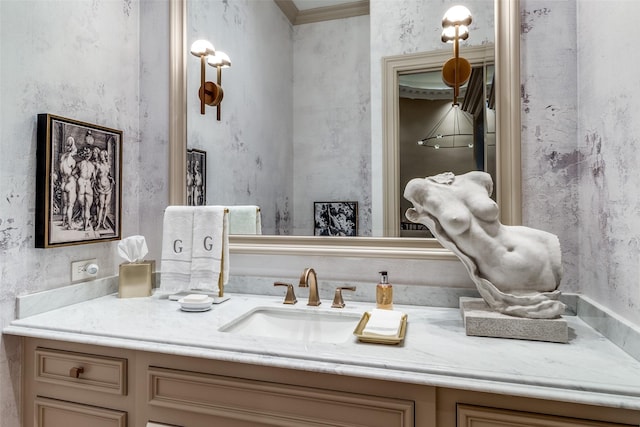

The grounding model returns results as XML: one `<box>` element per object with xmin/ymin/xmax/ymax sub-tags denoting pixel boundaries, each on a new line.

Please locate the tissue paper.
<box><xmin>118</xmin><ymin>235</ymin><xmax>154</xmax><ymax>298</ymax></box>
<box><xmin>118</xmin><ymin>235</ymin><xmax>149</xmax><ymax>263</ymax></box>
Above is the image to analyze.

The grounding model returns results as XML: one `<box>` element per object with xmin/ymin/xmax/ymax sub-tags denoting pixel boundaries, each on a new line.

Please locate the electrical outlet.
<box><xmin>71</xmin><ymin>258</ymin><xmax>99</xmax><ymax>282</ymax></box>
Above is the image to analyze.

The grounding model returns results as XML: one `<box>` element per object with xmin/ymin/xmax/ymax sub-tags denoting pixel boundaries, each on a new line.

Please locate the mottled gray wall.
<box><xmin>0</xmin><ymin>0</ymin><xmax>145</xmax><ymax>424</ymax></box>
<box><xmin>576</xmin><ymin>1</ymin><xmax>640</xmax><ymax>326</ymax></box>
<box><xmin>187</xmin><ymin>0</ymin><xmax>294</xmax><ymax>235</ymax></box>
<box><xmin>515</xmin><ymin>0</ymin><xmax>640</xmax><ymax>327</ymax></box>
<box><xmin>520</xmin><ymin>0</ymin><xmax>579</xmax><ymax>293</ymax></box>
<box><xmin>293</xmin><ymin>15</ymin><xmax>371</xmax><ymax>235</ymax></box>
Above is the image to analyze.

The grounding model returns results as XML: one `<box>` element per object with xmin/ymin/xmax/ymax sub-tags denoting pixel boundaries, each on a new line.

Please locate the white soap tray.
<box><xmin>353</xmin><ymin>312</ymin><xmax>408</xmax><ymax>345</ymax></box>
<box><xmin>169</xmin><ymin>290</ymin><xmax>230</xmax><ymax>305</ymax></box>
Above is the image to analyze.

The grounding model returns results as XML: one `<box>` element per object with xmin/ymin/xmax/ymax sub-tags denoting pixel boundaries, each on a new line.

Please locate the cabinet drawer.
<box><xmin>148</xmin><ymin>367</ymin><xmax>414</xmax><ymax>427</ymax></box>
<box><xmin>457</xmin><ymin>404</ymin><xmax>636</xmax><ymax>427</ymax></box>
<box><xmin>35</xmin><ymin>348</ymin><xmax>127</xmax><ymax>395</ymax></box>
<box><xmin>35</xmin><ymin>397</ymin><xmax>127</xmax><ymax>427</ymax></box>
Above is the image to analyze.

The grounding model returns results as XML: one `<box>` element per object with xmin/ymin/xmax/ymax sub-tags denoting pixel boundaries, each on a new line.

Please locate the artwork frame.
<box><xmin>314</xmin><ymin>201</ymin><xmax>358</xmax><ymax>236</ymax></box>
<box><xmin>36</xmin><ymin>114</ymin><xmax>122</xmax><ymax>248</ymax></box>
<box><xmin>187</xmin><ymin>148</ymin><xmax>206</xmax><ymax>206</ymax></box>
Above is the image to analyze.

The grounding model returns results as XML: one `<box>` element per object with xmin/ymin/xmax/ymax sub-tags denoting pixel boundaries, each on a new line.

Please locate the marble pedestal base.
<box><xmin>460</xmin><ymin>297</ymin><xmax>568</xmax><ymax>343</ymax></box>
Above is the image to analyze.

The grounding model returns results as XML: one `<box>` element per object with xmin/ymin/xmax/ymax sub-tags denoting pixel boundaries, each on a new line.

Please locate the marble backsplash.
<box><xmin>15</xmin><ymin>274</ymin><xmax>479</xmax><ymax>320</ymax></box>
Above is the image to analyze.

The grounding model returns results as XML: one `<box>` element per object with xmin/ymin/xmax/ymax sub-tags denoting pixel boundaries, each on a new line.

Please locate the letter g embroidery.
<box><xmin>203</xmin><ymin>236</ymin><xmax>213</xmax><ymax>251</ymax></box>
<box><xmin>173</xmin><ymin>239</ymin><xmax>183</xmax><ymax>253</ymax></box>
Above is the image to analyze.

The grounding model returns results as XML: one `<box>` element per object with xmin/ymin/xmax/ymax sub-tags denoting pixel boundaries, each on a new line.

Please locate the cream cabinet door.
<box><xmin>147</xmin><ymin>367</ymin><xmax>414</xmax><ymax>427</ymax></box>
<box><xmin>35</xmin><ymin>397</ymin><xmax>127</xmax><ymax>427</ymax></box>
<box><xmin>457</xmin><ymin>404</ymin><xmax>636</xmax><ymax>427</ymax></box>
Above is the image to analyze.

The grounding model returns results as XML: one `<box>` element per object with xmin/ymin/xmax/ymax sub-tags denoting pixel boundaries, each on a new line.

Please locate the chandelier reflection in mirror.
<box><xmin>190</xmin><ymin>39</ymin><xmax>232</xmax><ymax>121</ymax></box>
<box><xmin>417</xmin><ymin>104</ymin><xmax>474</xmax><ymax>149</ymax></box>
<box><xmin>418</xmin><ymin>5</ymin><xmax>474</xmax><ymax>150</ymax></box>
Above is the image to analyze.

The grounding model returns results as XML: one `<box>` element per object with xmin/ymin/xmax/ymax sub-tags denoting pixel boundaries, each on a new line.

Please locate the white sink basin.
<box><xmin>219</xmin><ymin>307</ymin><xmax>361</xmax><ymax>343</ymax></box>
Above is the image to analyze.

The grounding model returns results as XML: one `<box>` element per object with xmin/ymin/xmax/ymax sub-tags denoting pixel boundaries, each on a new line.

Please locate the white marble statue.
<box><xmin>404</xmin><ymin>171</ymin><xmax>565</xmax><ymax>319</ymax></box>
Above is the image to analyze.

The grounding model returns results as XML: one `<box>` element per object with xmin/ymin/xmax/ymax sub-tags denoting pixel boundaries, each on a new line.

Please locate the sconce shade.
<box><xmin>442</xmin><ymin>5</ymin><xmax>472</xmax><ymax>28</ymax></box>
<box><xmin>190</xmin><ymin>39</ymin><xmax>215</xmax><ymax>57</ymax></box>
<box><xmin>208</xmin><ymin>51</ymin><xmax>231</xmax><ymax>68</ymax></box>
<box><xmin>441</xmin><ymin>25</ymin><xmax>469</xmax><ymax>43</ymax></box>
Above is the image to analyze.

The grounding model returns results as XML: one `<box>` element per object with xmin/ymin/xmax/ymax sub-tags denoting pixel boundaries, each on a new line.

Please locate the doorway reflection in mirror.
<box><xmin>399</xmin><ymin>63</ymin><xmax>495</xmax><ymax>238</ymax></box>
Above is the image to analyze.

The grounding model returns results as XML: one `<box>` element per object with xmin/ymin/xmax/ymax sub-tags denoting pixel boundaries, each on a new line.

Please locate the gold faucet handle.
<box><xmin>274</xmin><ymin>282</ymin><xmax>297</xmax><ymax>305</ymax></box>
<box><xmin>331</xmin><ymin>286</ymin><xmax>356</xmax><ymax>308</ymax></box>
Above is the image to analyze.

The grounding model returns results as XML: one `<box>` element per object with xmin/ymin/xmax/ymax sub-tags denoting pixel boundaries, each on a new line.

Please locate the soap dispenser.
<box><xmin>376</xmin><ymin>271</ymin><xmax>393</xmax><ymax>310</ymax></box>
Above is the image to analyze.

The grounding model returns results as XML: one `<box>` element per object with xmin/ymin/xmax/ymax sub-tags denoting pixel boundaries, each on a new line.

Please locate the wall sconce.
<box><xmin>440</xmin><ymin>5</ymin><xmax>472</xmax><ymax>105</ymax></box>
<box><xmin>190</xmin><ymin>40</ymin><xmax>231</xmax><ymax>121</ymax></box>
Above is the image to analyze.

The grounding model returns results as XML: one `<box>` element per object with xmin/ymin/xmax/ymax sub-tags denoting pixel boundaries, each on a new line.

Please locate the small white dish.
<box><xmin>178</xmin><ymin>296</ymin><xmax>214</xmax><ymax>311</ymax></box>
<box><xmin>181</xmin><ymin>293</ymin><xmax>210</xmax><ymax>303</ymax></box>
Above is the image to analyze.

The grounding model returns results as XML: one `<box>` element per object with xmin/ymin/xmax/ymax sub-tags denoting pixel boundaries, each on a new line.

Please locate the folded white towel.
<box><xmin>228</xmin><ymin>205</ymin><xmax>262</xmax><ymax>235</ymax></box>
<box><xmin>160</xmin><ymin>206</ymin><xmax>195</xmax><ymax>292</ymax></box>
<box><xmin>190</xmin><ymin>206</ymin><xmax>229</xmax><ymax>295</ymax></box>
<box><xmin>362</xmin><ymin>309</ymin><xmax>405</xmax><ymax>337</ymax></box>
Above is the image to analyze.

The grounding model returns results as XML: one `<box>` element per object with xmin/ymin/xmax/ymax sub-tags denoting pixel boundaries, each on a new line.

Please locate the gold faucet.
<box><xmin>299</xmin><ymin>268</ymin><xmax>321</xmax><ymax>306</ymax></box>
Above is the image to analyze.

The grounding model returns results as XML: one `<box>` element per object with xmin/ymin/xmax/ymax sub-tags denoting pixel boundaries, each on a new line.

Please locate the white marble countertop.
<box><xmin>5</xmin><ymin>292</ymin><xmax>640</xmax><ymax>410</ymax></box>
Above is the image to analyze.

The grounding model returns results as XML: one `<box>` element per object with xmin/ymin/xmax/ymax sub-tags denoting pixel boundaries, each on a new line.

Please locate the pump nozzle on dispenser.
<box><xmin>376</xmin><ymin>271</ymin><xmax>393</xmax><ymax>309</ymax></box>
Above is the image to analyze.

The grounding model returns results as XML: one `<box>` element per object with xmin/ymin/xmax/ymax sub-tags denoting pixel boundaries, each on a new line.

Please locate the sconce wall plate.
<box><xmin>442</xmin><ymin>57</ymin><xmax>471</xmax><ymax>88</ymax></box>
<box><xmin>199</xmin><ymin>81</ymin><xmax>223</xmax><ymax>107</ymax></box>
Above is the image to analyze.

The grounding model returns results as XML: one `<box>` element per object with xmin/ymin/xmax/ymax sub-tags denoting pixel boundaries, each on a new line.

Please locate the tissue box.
<box><xmin>118</xmin><ymin>260</ymin><xmax>155</xmax><ymax>298</ymax></box>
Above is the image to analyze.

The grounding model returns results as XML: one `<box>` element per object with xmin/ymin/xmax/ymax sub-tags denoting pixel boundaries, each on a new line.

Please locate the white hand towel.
<box><xmin>362</xmin><ymin>309</ymin><xmax>405</xmax><ymax>337</ymax></box>
<box><xmin>228</xmin><ymin>205</ymin><xmax>262</xmax><ymax>235</ymax></box>
<box><xmin>160</xmin><ymin>206</ymin><xmax>195</xmax><ymax>292</ymax></box>
<box><xmin>190</xmin><ymin>206</ymin><xmax>229</xmax><ymax>294</ymax></box>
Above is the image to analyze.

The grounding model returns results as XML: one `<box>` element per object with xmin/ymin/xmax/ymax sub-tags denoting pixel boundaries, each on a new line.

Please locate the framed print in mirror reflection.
<box><xmin>187</xmin><ymin>149</ymin><xmax>206</xmax><ymax>206</ymax></box>
<box><xmin>314</xmin><ymin>201</ymin><xmax>358</xmax><ymax>237</ymax></box>
<box><xmin>36</xmin><ymin>114</ymin><xmax>122</xmax><ymax>248</ymax></box>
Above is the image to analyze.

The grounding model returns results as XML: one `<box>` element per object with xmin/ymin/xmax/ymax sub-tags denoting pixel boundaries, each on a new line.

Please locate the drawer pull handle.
<box><xmin>69</xmin><ymin>367</ymin><xmax>84</xmax><ymax>378</ymax></box>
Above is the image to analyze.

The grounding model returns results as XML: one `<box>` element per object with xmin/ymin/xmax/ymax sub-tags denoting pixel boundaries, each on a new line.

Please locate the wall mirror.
<box><xmin>168</xmin><ymin>0</ymin><xmax>520</xmax><ymax>259</ymax></box>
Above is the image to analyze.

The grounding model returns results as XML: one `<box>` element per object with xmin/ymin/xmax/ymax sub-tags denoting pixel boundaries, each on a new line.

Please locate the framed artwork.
<box><xmin>36</xmin><ymin>114</ymin><xmax>122</xmax><ymax>248</ymax></box>
<box><xmin>314</xmin><ymin>201</ymin><xmax>358</xmax><ymax>236</ymax></box>
<box><xmin>187</xmin><ymin>149</ymin><xmax>206</xmax><ymax>206</ymax></box>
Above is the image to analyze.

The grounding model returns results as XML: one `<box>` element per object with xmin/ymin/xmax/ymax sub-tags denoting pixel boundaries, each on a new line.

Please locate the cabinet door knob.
<box><xmin>69</xmin><ymin>366</ymin><xmax>84</xmax><ymax>378</ymax></box>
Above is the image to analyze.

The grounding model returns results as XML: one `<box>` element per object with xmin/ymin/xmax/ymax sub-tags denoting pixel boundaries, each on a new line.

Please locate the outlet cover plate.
<box><xmin>71</xmin><ymin>258</ymin><xmax>98</xmax><ymax>282</ymax></box>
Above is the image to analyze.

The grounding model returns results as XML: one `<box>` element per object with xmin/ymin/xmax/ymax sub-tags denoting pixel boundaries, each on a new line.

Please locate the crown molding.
<box><xmin>275</xmin><ymin>0</ymin><xmax>369</xmax><ymax>25</ymax></box>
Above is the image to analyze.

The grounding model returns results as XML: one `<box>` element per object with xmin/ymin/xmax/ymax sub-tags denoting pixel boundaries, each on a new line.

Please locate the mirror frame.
<box><xmin>168</xmin><ymin>0</ymin><xmax>520</xmax><ymax>260</ymax></box>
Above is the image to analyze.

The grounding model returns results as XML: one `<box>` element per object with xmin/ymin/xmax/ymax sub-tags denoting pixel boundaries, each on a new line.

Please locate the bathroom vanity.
<box><xmin>5</xmin><ymin>292</ymin><xmax>640</xmax><ymax>426</ymax></box>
